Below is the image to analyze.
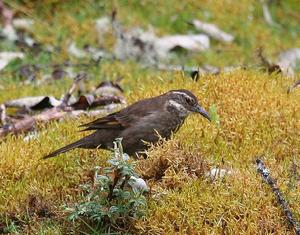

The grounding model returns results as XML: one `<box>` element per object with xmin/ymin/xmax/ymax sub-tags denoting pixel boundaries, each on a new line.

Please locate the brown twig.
<box><xmin>111</xmin><ymin>8</ymin><xmax>123</xmax><ymax>39</ymax></box>
<box><xmin>257</xmin><ymin>47</ymin><xmax>281</xmax><ymax>74</ymax></box>
<box><xmin>60</xmin><ymin>72</ymin><xmax>87</xmax><ymax>107</ymax></box>
<box><xmin>287</xmin><ymin>79</ymin><xmax>300</xmax><ymax>94</ymax></box>
<box><xmin>256</xmin><ymin>159</ymin><xmax>300</xmax><ymax>234</ymax></box>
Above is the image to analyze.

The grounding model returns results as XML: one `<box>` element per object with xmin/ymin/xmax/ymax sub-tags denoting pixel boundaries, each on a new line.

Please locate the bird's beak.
<box><xmin>194</xmin><ymin>105</ymin><xmax>211</xmax><ymax>121</ymax></box>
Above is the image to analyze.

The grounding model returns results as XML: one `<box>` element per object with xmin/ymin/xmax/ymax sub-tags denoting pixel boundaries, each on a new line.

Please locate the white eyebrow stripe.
<box><xmin>171</xmin><ymin>91</ymin><xmax>193</xmax><ymax>100</ymax></box>
<box><xmin>168</xmin><ymin>100</ymin><xmax>189</xmax><ymax>114</ymax></box>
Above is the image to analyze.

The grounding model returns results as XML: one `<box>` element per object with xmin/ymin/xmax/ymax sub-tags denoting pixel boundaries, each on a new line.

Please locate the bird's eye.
<box><xmin>186</xmin><ymin>98</ymin><xmax>194</xmax><ymax>105</ymax></box>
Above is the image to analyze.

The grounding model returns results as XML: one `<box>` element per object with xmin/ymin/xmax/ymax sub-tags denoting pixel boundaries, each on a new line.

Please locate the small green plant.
<box><xmin>209</xmin><ymin>104</ymin><xmax>220</xmax><ymax>128</ymax></box>
<box><xmin>67</xmin><ymin>138</ymin><xmax>148</xmax><ymax>232</ymax></box>
<box><xmin>2</xmin><ymin>221</ymin><xmax>20</xmax><ymax>234</ymax></box>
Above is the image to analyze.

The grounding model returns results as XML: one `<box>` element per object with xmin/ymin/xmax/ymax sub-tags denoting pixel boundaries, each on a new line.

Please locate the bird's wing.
<box><xmin>79</xmin><ymin>112</ymin><xmax>125</xmax><ymax>131</ymax></box>
<box><xmin>79</xmin><ymin>97</ymin><xmax>160</xmax><ymax>131</ymax></box>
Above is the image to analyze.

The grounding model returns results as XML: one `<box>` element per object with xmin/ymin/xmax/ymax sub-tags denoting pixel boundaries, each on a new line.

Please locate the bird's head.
<box><xmin>166</xmin><ymin>89</ymin><xmax>211</xmax><ymax>121</ymax></box>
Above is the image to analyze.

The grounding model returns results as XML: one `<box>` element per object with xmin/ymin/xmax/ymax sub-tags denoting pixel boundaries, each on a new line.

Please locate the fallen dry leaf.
<box><xmin>191</xmin><ymin>19</ymin><xmax>234</xmax><ymax>43</ymax></box>
<box><xmin>5</xmin><ymin>96</ymin><xmax>61</xmax><ymax>109</ymax></box>
<box><xmin>0</xmin><ymin>52</ymin><xmax>24</xmax><ymax>70</ymax></box>
<box><xmin>113</xmin><ymin>24</ymin><xmax>209</xmax><ymax>63</ymax></box>
<box><xmin>12</xmin><ymin>18</ymin><xmax>34</xmax><ymax>30</ymax></box>
<box><xmin>155</xmin><ymin>34</ymin><xmax>210</xmax><ymax>56</ymax></box>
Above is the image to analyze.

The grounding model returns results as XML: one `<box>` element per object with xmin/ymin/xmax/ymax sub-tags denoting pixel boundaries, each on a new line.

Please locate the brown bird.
<box><xmin>44</xmin><ymin>89</ymin><xmax>210</xmax><ymax>159</ymax></box>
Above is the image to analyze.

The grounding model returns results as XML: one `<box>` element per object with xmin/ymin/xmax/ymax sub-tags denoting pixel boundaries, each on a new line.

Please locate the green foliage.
<box><xmin>66</xmin><ymin>139</ymin><xmax>147</xmax><ymax>232</ymax></box>
<box><xmin>209</xmin><ymin>104</ymin><xmax>220</xmax><ymax>128</ymax></box>
<box><xmin>2</xmin><ymin>221</ymin><xmax>20</xmax><ymax>234</ymax></box>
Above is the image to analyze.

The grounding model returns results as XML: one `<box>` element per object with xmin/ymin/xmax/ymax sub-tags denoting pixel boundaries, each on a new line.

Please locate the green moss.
<box><xmin>0</xmin><ymin>0</ymin><xmax>299</xmax><ymax>233</ymax></box>
<box><xmin>1</xmin><ymin>69</ymin><xmax>299</xmax><ymax>233</ymax></box>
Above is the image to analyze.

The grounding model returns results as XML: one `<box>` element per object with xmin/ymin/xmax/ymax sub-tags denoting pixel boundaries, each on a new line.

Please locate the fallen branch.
<box><xmin>0</xmin><ymin>103</ymin><xmax>123</xmax><ymax>138</ymax></box>
<box><xmin>0</xmin><ymin>115</ymin><xmax>35</xmax><ymax>137</ymax></box>
<box><xmin>0</xmin><ymin>72</ymin><xmax>125</xmax><ymax>138</ymax></box>
<box><xmin>256</xmin><ymin>159</ymin><xmax>300</xmax><ymax>234</ymax></box>
<box><xmin>260</xmin><ymin>0</ymin><xmax>275</xmax><ymax>26</ymax></box>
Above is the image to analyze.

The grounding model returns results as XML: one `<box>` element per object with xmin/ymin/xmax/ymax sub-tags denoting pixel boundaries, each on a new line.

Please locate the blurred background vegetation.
<box><xmin>0</xmin><ymin>0</ymin><xmax>299</xmax><ymax>234</ymax></box>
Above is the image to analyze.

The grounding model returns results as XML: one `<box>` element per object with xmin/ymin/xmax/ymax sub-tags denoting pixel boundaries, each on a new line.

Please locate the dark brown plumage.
<box><xmin>44</xmin><ymin>89</ymin><xmax>210</xmax><ymax>159</ymax></box>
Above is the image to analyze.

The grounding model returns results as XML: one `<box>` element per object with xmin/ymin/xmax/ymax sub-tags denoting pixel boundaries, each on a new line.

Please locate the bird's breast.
<box><xmin>141</xmin><ymin>111</ymin><xmax>185</xmax><ymax>136</ymax></box>
<box><xmin>118</xmin><ymin>111</ymin><xmax>186</xmax><ymax>155</ymax></box>
<box><xmin>121</xmin><ymin>111</ymin><xmax>185</xmax><ymax>138</ymax></box>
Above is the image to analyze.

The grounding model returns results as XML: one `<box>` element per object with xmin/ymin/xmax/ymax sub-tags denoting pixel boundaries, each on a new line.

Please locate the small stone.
<box><xmin>129</xmin><ymin>176</ymin><xmax>149</xmax><ymax>192</ymax></box>
<box><xmin>205</xmin><ymin>167</ymin><xmax>232</xmax><ymax>181</ymax></box>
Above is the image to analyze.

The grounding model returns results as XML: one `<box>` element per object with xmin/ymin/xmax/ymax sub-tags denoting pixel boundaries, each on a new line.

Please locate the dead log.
<box><xmin>0</xmin><ymin>72</ymin><xmax>125</xmax><ymax>138</ymax></box>
<box><xmin>0</xmin><ymin>103</ymin><xmax>123</xmax><ymax>138</ymax></box>
<box><xmin>0</xmin><ymin>115</ymin><xmax>35</xmax><ymax>137</ymax></box>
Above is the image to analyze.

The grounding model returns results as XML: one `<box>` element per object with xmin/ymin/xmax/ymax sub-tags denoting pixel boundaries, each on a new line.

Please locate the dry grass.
<box><xmin>1</xmin><ymin>69</ymin><xmax>300</xmax><ymax>234</ymax></box>
<box><xmin>136</xmin><ymin>139</ymin><xmax>209</xmax><ymax>190</ymax></box>
<box><xmin>0</xmin><ymin>0</ymin><xmax>300</xmax><ymax>233</ymax></box>
<box><xmin>132</xmin><ymin>70</ymin><xmax>300</xmax><ymax>234</ymax></box>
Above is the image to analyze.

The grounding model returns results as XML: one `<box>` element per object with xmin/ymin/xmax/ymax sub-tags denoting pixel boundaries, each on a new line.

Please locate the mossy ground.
<box><xmin>0</xmin><ymin>0</ymin><xmax>300</xmax><ymax>234</ymax></box>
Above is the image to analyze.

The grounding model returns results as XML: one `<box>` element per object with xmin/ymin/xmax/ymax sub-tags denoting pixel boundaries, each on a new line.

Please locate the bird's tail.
<box><xmin>43</xmin><ymin>138</ymin><xmax>89</xmax><ymax>159</ymax></box>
